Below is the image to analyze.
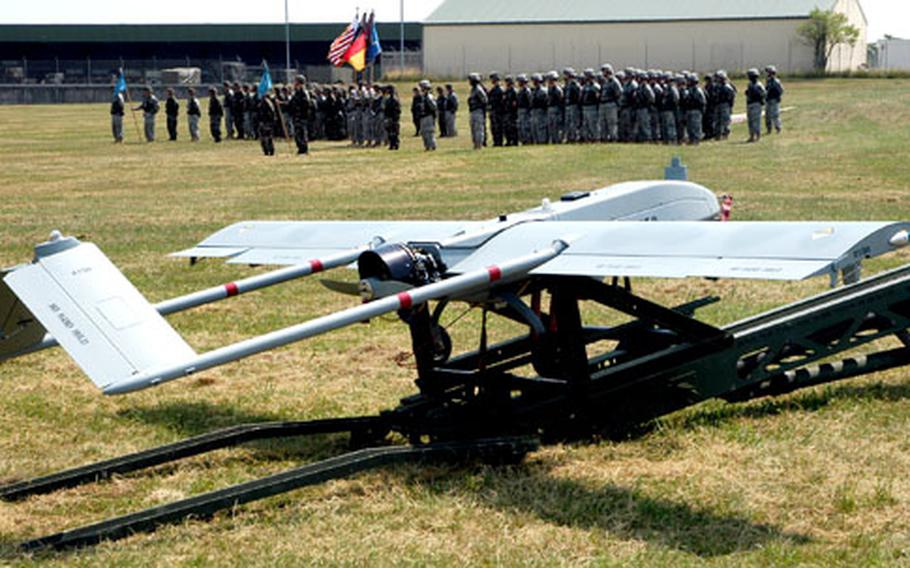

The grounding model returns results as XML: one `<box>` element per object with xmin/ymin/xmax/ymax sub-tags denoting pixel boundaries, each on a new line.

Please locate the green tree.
<box><xmin>797</xmin><ymin>8</ymin><xmax>861</xmax><ymax>71</ymax></box>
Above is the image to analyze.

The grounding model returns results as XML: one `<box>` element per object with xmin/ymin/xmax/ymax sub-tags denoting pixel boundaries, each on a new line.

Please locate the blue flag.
<box><xmin>366</xmin><ymin>12</ymin><xmax>382</xmax><ymax>64</ymax></box>
<box><xmin>114</xmin><ymin>68</ymin><xmax>127</xmax><ymax>95</ymax></box>
<box><xmin>367</xmin><ymin>19</ymin><xmax>382</xmax><ymax>63</ymax></box>
<box><xmin>258</xmin><ymin>64</ymin><xmax>273</xmax><ymax>97</ymax></box>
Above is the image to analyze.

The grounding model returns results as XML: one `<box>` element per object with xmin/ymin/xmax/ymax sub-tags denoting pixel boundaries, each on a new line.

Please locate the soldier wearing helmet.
<box><xmin>516</xmin><ymin>74</ymin><xmax>533</xmax><ymax>144</ymax></box>
<box><xmin>619</xmin><ymin>69</ymin><xmax>637</xmax><ymax>142</ymax></box>
<box><xmin>530</xmin><ymin>73</ymin><xmax>549</xmax><ymax>144</ymax></box>
<box><xmin>467</xmin><ymin>73</ymin><xmax>488</xmax><ymax>150</ymax></box>
<box><xmin>545</xmin><ymin>71</ymin><xmax>564</xmax><ymax>144</ymax></box>
<box><xmin>580</xmin><ymin>68</ymin><xmax>601</xmax><ymax>142</ymax></box>
<box><xmin>682</xmin><ymin>72</ymin><xmax>706</xmax><ymax>145</ymax></box>
<box><xmin>488</xmin><ymin>72</ymin><xmax>506</xmax><ymax>147</ymax></box>
<box><xmin>563</xmin><ymin>68</ymin><xmax>582</xmax><ymax>143</ymax></box>
<box><xmin>714</xmin><ymin>70</ymin><xmax>736</xmax><ymax>141</ymax></box>
<box><xmin>745</xmin><ymin>68</ymin><xmax>766</xmax><ymax>142</ymax></box>
<box><xmin>599</xmin><ymin>63</ymin><xmax>622</xmax><ymax>142</ymax></box>
<box><xmin>416</xmin><ymin>80</ymin><xmax>437</xmax><ymax>151</ymax></box>
<box><xmin>764</xmin><ymin>65</ymin><xmax>784</xmax><ymax>134</ymax></box>
<box><xmin>503</xmin><ymin>75</ymin><xmax>519</xmax><ymax>146</ymax></box>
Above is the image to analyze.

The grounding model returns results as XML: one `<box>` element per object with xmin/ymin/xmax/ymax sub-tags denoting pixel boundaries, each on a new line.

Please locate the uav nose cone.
<box><xmin>890</xmin><ymin>230</ymin><xmax>909</xmax><ymax>248</ymax></box>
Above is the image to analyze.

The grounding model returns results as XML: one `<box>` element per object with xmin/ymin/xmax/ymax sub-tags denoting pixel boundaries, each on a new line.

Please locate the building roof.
<box><xmin>425</xmin><ymin>0</ymin><xmax>837</xmax><ymax>25</ymax></box>
<box><xmin>0</xmin><ymin>23</ymin><xmax>422</xmax><ymax>43</ymax></box>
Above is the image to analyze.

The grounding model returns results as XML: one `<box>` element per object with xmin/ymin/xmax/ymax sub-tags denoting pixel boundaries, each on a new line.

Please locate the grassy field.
<box><xmin>1</xmin><ymin>78</ymin><xmax>910</xmax><ymax>566</ymax></box>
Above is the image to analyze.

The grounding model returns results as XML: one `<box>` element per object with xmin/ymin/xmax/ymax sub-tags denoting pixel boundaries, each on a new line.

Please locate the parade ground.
<box><xmin>2</xmin><ymin>77</ymin><xmax>910</xmax><ymax>565</ymax></box>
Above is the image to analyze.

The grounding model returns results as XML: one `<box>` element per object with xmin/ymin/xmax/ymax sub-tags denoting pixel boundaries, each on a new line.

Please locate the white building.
<box><xmin>423</xmin><ymin>0</ymin><xmax>867</xmax><ymax>77</ymax></box>
<box><xmin>872</xmin><ymin>38</ymin><xmax>910</xmax><ymax>70</ymax></box>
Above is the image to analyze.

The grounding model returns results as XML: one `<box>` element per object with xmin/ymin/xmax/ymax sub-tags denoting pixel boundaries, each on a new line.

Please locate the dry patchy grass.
<box><xmin>1</xmin><ymin>78</ymin><xmax>910</xmax><ymax>566</ymax></box>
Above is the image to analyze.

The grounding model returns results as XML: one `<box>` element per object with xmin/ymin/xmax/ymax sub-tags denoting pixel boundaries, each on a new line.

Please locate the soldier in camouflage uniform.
<box><xmin>186</xmin><ymin>87</ymin><xmax>201</xmax><ymax>142</ymax></box>
<box><xmin>467</xmin><ymin>73</ymin><xmax>488</xmax><ymax>150</ymax></box>
<box><xmin>546</xmin><ymin>71</ymin><xmax>564</xmax><ymax>144</ymax></box>
<box><xmin>134</xmin><ymin>87</ymin><xmax>159</xmax><ymax>142</ymax></box>
<box><xmin>580</xmin><ymin>69</ymin><xmax>600</xmax><ymax>143</ymax></box>
<box><xmin>745</xmin><ymin>68</ymin><xmax>766</xmax><ymax>143</ymax></box>
<box><xmin>619</xmin><ymin>69</ymin><xmax>637</xmax><ymax>142</ymax></box>
<box><xmin>110</xmin><ymin>86</ymin><xmax>125</xmax><ymax>143</ymax></box>
<box><xmin>684</xmin><ymin>73</ymin><xmax>706</xmax><ymax>145</ymax></box>
<box><xmin>702</xmin><ymin>74</ymin><xmax>716</xmax><ymax>141</ymax></box>
<box><xmin>648</xmin><ymin>71</ymin><xmax>662</xmax><ymax>143</ymax></box>
<box><xmin>417</xmin><ymin>79</ymin><xmax>438</xmax><ymax>151</ymax></box>
<box><xmin>222</xmin><ymin>82</ymin><xmax>234</xmax><ymax>139</ymax></box>
<box><xmin>675</xmin><ymin>74</ymin><xmax>688</xmax><ymax>144</ymax></box>
<box><xmin>165</xmin><ymin>88</ymin><xmax>179</xmax><ymax>141</ymax></box>
<box><xmin>207</xmin><ymin>87</ymin><xmax>223</xmax><ymax>143</ymax></box>
<box><xmin>289</xmin><ymin>75</ymin><xmax>311</xmax><ymax>155</ymax></box>
<box><xmin>488</xmin><ymin>72</ymin><xmax>506</xmax><ymax>147</ymax></box>
<box><xmin>257</xmin><ymin>92</ymin><xmax>278</xmax><ymax>156</ymax></box>
<box><xmin>232</xmin><ymin>83</ymin><xmax>246</xmax><ymax>139</ymax></box>
<box><xmin>384</xmin><ymin>84</ymin><xmax>402</xmax><ymax>150</ymax></box>
<box><xmin>635</xmin><ymin>72</ymin><xmax>654</xmax><ymax>143</ymax></box>
<box><xmin>765</xmin><ymin>65</ymin><xmax>784</xmax><ymax>134</ymax></box>
<box><xmin>599</xmin><ymin>64</ymin><xmax>622</xmax><ymax>142</ymax></box>
<box><xmin>504</xmin><ymin>75</ymin><xmax>519</xmax><ymax>146</ymax></box>
<box><xmin>516</xmin><ymin>74</ymin><xmax>532</xmax><ymax>145</ymax></box>
<box><xmin>714</xmin><ymin>70</ymin><xmax>736</xmax><ymax>141</ymax></box>
<box><xmin>445</xmin><ymin>84</ymin><xmax>458</xmax><ymax>137</ymax></box>
<box><xmin>530</xmin><ymin>73</ymin><xmax>549</xmax><ymax>144</ymax></box>
<box><xmin>562</xmin><ymin>68</ymin><xmax>581</xmax><ymax>144</ymax></box>
<box><xmin>657</xmin><ymin>73</ymin><xmax>679</xmax><ymax>145</ymax></box>
<box><xmin>346</xmin><ymin>86</ymin><xmax>359</xmax><ymax>145</ymax></box>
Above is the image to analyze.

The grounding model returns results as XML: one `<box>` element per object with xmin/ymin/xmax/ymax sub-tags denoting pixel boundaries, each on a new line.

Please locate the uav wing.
<box><xmin>173</xmin><ymin>221</ymin><xmax>487</xmax><ymax>265</ymax></box>
<box><xmin>451</xmin><ymin>221</ymin><xmax>910</xmax><ymax>283</ymax></box>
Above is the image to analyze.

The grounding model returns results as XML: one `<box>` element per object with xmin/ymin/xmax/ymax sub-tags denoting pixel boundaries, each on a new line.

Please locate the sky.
<box><xmin>2</xmin><ymin>0</ymin><xmax>908</xmax><ymax>42</ymax></box>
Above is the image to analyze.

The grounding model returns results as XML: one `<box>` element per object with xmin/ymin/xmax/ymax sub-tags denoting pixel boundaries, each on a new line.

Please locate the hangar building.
<box><xmin>423</xmin><ymin>0</ymin><xmax>867</xmax><ymax>77</ymax></box>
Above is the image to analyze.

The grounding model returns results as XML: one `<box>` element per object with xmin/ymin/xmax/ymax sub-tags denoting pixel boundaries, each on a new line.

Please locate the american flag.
<box><xmin>328</xmin><ymin>17</ymin><xmax>359</xmax><ymax>67</ymax></box>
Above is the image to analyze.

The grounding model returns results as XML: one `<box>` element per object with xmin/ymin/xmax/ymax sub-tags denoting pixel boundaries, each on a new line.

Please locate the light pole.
<box><xmin>400</xmin><ymin>0</ymin><xmax>405</xmax><ymax>73</ymax></box>
<box><xmin>285</xmin><ymin>0</ymin><xmax>292</xmax><ymax>82</ymax></box>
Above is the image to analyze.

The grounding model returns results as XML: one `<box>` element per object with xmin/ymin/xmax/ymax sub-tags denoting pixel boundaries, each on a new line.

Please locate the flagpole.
<box><xmin>400</xmin><ymin>0</ymin><xmax>405</xmax><ymax>74</ymax></box>
<box><xmin>119</xmin><ymin>71</ymin><xmax>143</xmax><ymax>143</ymax></box>
<box><xmin>284</xmin><ymin>0</ymin><xmax>291</xmax><ymax>83</ymax></box>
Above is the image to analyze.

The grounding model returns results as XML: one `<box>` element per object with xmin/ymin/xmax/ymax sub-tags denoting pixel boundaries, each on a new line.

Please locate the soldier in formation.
<box><xmin>444</xmin><ymin>84</ymin><xmax>458</xmax><ymax>138</ymax></box>
<box><xmin>384</xmin><ymin>84</ymin><xmax>402</xmax><ymax>150</ymax></box>
<box><xmin>110</xmin><ymin>86</ymin><xmax>125</xmax><ymax>143</ymax></box>
<box><xmin>467</xmin><ymin>73</ymin><xmax>487</xmax><ymax>150</ymax></box>
<box><xmin>765</xmin><ymin>66</ymin><xmax>784</xmax><ymax>134</ymax></box>
<box><xmin>207</xmin><ymin>87</ymin><xmax>223</xmax><ymax>143</ymax></box>
<box><xmin>133</xmin><ymin>87</ymin><xmax>159</xmax><ymax>143</ymax></box>
<box><xmin>186</xmin><ymin>87</ymin><xmax>201</xmax><ymax>142</ymax></box>
<box><xmin>164</xmin><ymin>88</ymin><xmax>179</xmax><ymax>141</ymax></box>
<box><xmin>416</xmin><ymin>80</ymin><xmax>437</xmax><ymax>151</ymax></box>
<box><xmin>745</xmin><ymin>68</ymin><xmax>766</xmax><ymax>143</ymax></box>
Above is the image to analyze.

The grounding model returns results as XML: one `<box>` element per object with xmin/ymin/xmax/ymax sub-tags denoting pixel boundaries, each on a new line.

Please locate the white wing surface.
<box><xmin>451</xmin><ymin>221</ymin><xmax>910</xmax><ymax>281</ymax></box>
<box><xmin>173</xmin><ymin>221</ymin><xmax>486</xmax><ymax>265</ymax></box>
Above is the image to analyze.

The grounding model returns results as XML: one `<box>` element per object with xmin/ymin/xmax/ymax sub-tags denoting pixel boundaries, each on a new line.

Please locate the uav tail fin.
<box><xmin>3</xmin><ymin>235</ymin><xmax>196</xmax><ymax>390</ymax></box>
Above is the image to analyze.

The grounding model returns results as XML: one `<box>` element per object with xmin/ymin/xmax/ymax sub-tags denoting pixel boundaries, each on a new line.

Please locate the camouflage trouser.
<box><xmin>470</xmin><ymin>109</ymin><xmax>485</xmax><ymax>148</ymax></box>
<box><xmin>209</xmin><ymin>115</ymin><xmax>221</xmax><ymax>142</ymax></box>
<box><xmin>505</xmin><ymin>114</ymin><xmax>518</xmax><ymax>146</ymax></box>
<box><xmin>518</xmin><ymin>109</ymin><xmax>532</xmax><ymax>144</ymax></box>
<box><xmin>111</xmin><ymin>115</ymin><xmax>123</xmax><ymax>142</ymax></box>
<box><xmin>564</xmin><ymin>105</ymin><xmax>580</xmax><ymax>143</ymax></box>
<box><xmin>354</xmin><ymin>111</ymin><xmax>366</xmax><ymax>145</ymax></box>
<box><xmin>347</xmin><ymin>112</ymin><xmax>358</xmax><ymax>143</ymax></box>
<box><xmin>766</xmin><ymin>100</ymin><xmax>782</xmax><ymax>132</ymax></box>
<box><xmin>600</xmin><ymin>103</ymin><xmax>618</xmax><ymax>142</ymax></box>
<box><xmin>532</xmin><ymin>109</ymin><xmax>548</xmax><ymax>144</ymax></box>
<box><xmin>636</xmin><ymin>108</ymin><xmax>652</xmax><ymax>142</ymax></box>
<box><xmin>188</xmin><ymin>114</ymin><xmax>200</xmax><ymax>141</ymax></box>
<box><xmin>747</xmin><ymin>103</ymin><xmax>763</xmax><ymax>138</ymax></box>
<box><xmin>547</xmin><ymin>107</ymin><xmax>563</xmax><ymax>144</ymax></box>
<box><xmin>373</xmin><ymin>113</ymin><xmax>386</xmax><ymax>145</ymax></box>
<box><xmin>659</xmin><ymin>111</ymin><xmax>677</xmax><ymax>144</ymax></box>
<box><xmin>715</xmin><ymin>103</ymin><xmax>732</xmax><ymax>138</ymax></box>
<box><xmin>686</xmin><ymin>110</ymin><xmax>703</xmax><ymax>143</ymax></box>
<box><xmin>283</xmin><ymin>112</ymin><xmax>294</xmax><ymax>138</ymax></box>
<box><xmin>581</xmin><ymin>106</ymin><xmax>599</xmax><ymax>142</ymax></box>
<box><xmin>224</xmin><ymin>108</ymin><xmax>234</xmax><ymax>138</ymax></box>
<box><xmin>445</xmin><ymin>111</ymin><xmax>457</xmax><ymax>137</ymax></box>
<box><xmin>650</xmin><ymin>109</ymin><xmax>660</xmax><ymax>142</ymax></box>
<box><xmin>618</xmin><ymin>107</ymin><xmax>633</xmax><ymax>142</ymax></box>
<box><xmin>143</xmin><ymin>113</ymin><xmax>156</xmax><ymax>142</ymax></box>
<box><xmin>490</xmin><ymin>112</ymin><xmax>505</xmax><ymax>146</ymax></box>
<box><xmin>362</xmin><ymin>112</ymin><xmax>373</xmax><ymax>144</ymax></box>
<box><xmin>420</xmin><ymin>115</ymin><xmax>436</xmax><ymax>150</ymax></box>
<box><xmin>675</xmin><ymin>109</ymin><xmax>686</xmax><ymax>144</ymax></box>
<box><xmin>244</xmin><ymin>111</ymin><xmax>253</xmax><ymax>139</ymax></box>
